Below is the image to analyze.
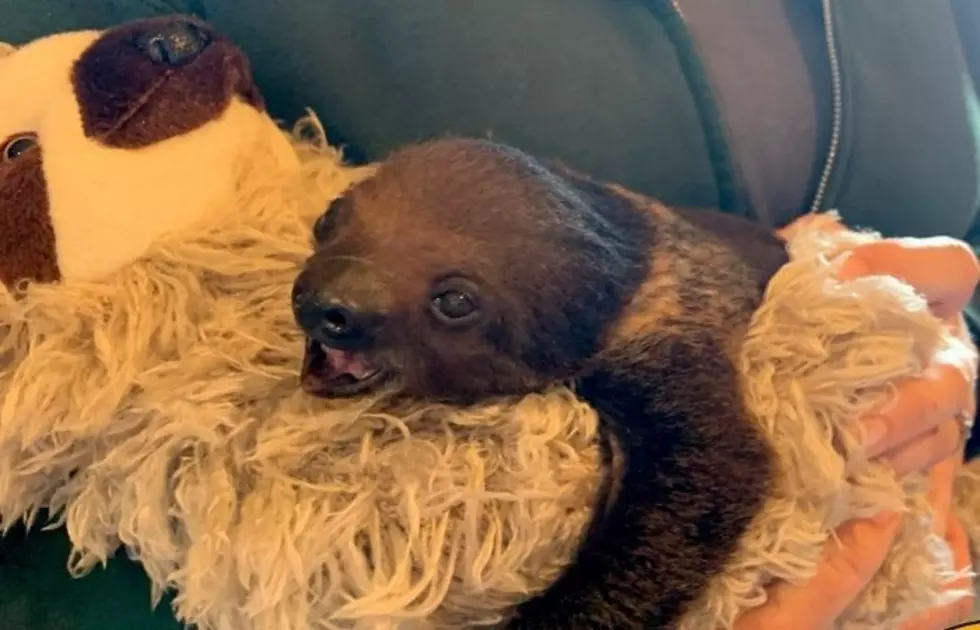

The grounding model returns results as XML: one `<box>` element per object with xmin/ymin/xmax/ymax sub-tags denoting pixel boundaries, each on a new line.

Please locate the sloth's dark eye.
<box><xmin>431</xmin><ymin>289</ymin><xmax>479</xmax><ymax>324</ymax></box>
<box><xmin>2</xmin><ymin>133</ymin><xmax>38</xmax><ymax>161</ymax></box>
<box><xmin>314</xmin><ymin>196</ymin><xmax>353</xmax><ymax>243</ymax></box>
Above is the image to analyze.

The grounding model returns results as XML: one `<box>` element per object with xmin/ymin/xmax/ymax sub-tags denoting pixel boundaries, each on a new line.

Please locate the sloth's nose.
<box><xmin>138</xmin><ymin>19</ymin><xmax>212</xmax><ymax>66</ymax></box>
<box><xmin>292</xmin><ymin>270</ymin><xmax>381</xmax><ymax>350</ymax></box>
<box><xmin>305</xmin><ymin>300</ymin><xmax>359</xmax><ymax>341</ymax></box>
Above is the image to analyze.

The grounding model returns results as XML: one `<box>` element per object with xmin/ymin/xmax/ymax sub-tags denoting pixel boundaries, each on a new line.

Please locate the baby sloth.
<box><xmin>292</xmin><ymin>138</ymin><xmax>788</xmax><ymax>629</ymax></box>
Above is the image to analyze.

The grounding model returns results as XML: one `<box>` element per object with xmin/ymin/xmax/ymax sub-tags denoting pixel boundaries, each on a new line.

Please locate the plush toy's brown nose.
<box><xmin>137</xmin><ymin>19</ymin><xmax>212</xmax><ymax>66</ymax></box>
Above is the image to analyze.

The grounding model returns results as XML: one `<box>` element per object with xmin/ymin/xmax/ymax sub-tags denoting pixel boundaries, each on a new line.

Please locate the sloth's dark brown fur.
<box><xmin>292</xmin><ymin>138</ymin><xmax>788</xmax><ymax>629</ymax></box>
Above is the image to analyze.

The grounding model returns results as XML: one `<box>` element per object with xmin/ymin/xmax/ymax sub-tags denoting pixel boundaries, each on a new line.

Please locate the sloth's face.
<box><xmin>291</xmin><ymin>139</ymin><xmax>642</xmax><ymax>404</ymax></box>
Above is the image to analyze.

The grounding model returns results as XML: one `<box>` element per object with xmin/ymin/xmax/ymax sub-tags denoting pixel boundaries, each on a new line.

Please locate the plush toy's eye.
<box><xmin>430</xmin><ymin>282</ymin><xmax>481</xmax><ymax>326</ymax></box>
<box><xmin>2</xmin><ymin>133</ymin><xmax>38</xmax><ymax>161</ymax></box>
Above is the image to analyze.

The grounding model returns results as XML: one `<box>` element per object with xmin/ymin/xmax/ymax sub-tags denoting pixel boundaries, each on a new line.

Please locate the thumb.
<box><xmin>900</xmin><ymin>515</ymin><xmax>975</xmax><ymax>630</ymax></box>
<box><xmin>735</xmin><ymin>512</ymin><xmax>903</xmax><ymax>630</ymax></box>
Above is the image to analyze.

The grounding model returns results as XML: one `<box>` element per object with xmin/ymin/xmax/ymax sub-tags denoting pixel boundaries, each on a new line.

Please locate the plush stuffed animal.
<box><xmin>1</xmin><ymin>14</ymin><xmax>980</xmax><ymax>630</ymax></box>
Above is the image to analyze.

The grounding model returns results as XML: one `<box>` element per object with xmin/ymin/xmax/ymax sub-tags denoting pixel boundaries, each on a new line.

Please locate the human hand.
<box><xmin>733</xmin><ymin>511</ymin><xmax>904</xmax><ymax>630</ymax></box>
<box><xmin>780</xmin><ymin>216</ymin><xmax>978</xmax><ymax>473</ymax></box>
<box><xmin>898</xmin><ymin>455</ymin><xmax>975</xmax><ymax>630</ymax></box>
<box><xmin>733</xmin><ymin>506</ymin><xmax>973</xmax><ymax>630</ymax></box>
<box><xmin>839</xmin><ymin>236</ymin><xmax>978</xmax><ymax>475</ymax></box>
<box><xmin>841</xmin><ymin>235</ymin><xmax>978</xmax><ymax>630</ymax></box>
<box><xmin>734</xmin><ymin>228</ymin><xmax>980</xmax><ymax>630</ymax></box>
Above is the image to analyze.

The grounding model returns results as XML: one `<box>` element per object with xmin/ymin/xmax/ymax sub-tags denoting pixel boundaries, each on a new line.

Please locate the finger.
<box><xmin>839</xmin><ymin>237</ymin><xmax>980</xmax><ymax>319</ymax></box>
<box><xmin>734</xmin><ymin>513</ymin><xmax>903</xmax><ymax>630</ymax></box>
<box><xmin>946</xmin><ymin>314</ymin><xmax>980</xmax><ymax>384</ymax></box>
<box><xmin>925</xmin><ymin>453</ymin><xmax>964</xmax><ymax>535</ymax></box>
<box><xmin>884</xmin><ymin>419</ymin><xmax>963</xmax><ymax>478</ymax></box>
<box><xmin>900</xmin><ymin>516</ymin><xmax>975</xmax><ymax>630</ymax></box>
<box><xmin>901</xmin><ymin>596</ymin><xmax>974</xmax><ymax>630</ymax></box>
<box><xmin>859</xmin><ymin>362</ymin><xmax>973</xmax><ymax>459</ymax></box>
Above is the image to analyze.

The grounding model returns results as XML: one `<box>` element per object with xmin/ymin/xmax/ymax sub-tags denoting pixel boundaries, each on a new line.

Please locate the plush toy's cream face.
<box><xmin>0</xmin><ymin>17</ymin><xmax>297</xmax><ymax>287</ymax></box>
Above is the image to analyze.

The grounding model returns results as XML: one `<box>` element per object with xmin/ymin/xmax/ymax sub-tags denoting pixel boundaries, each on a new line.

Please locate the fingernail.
<box><xmin>837</xmin><ymin>251</ymin><xmax>868</xmax><ymax>281</ymax></box>
<box><xmin>871</xmin><ymin>510</ymin><xmax>901</xmax><ymax>528</ymax></box>
<box><xmin>861</xmin><ymin>415</ymin><xmax>890</xmax><ymax>455</ymax></box>
<box><xmin>840</xmin><ymin>511</ymin><xmax>902</xmax><ymax>545</ymax></box>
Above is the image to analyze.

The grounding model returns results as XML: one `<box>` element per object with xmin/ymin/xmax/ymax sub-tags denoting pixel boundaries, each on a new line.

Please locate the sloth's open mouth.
<box><xmin>301</xmin><ymin>338</ymin><xmax>388</xmax><ymax>397</ymax></box>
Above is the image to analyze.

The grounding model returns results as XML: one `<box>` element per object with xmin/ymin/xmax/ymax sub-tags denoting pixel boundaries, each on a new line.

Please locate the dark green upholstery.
<box><xmin>0</xmin><ymin>523</ymin><xmax>181</xmax><ymax>629</ymax></box>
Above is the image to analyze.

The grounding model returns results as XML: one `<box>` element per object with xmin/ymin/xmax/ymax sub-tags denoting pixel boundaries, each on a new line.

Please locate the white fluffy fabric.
<box><xmin>0</xmin><ymin>122</ymin><xmax>976</xmax><ymax>630</ymax></box>
<box><xmin>0</xmin><ymin>121</ymin><xmax>602</xmax><ymax>630</ymax></box>
<box><xmin>684</xmin><ymin>216</ymin><xmax>976</xmax><ymax>630</ymax></box>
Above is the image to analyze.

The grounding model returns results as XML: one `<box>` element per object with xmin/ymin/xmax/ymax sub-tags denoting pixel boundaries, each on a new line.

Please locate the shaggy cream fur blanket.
<box><xmin>0</xmin><ymin>120</ymin><xmax>977</xmax><ymax>630</ymax></box>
